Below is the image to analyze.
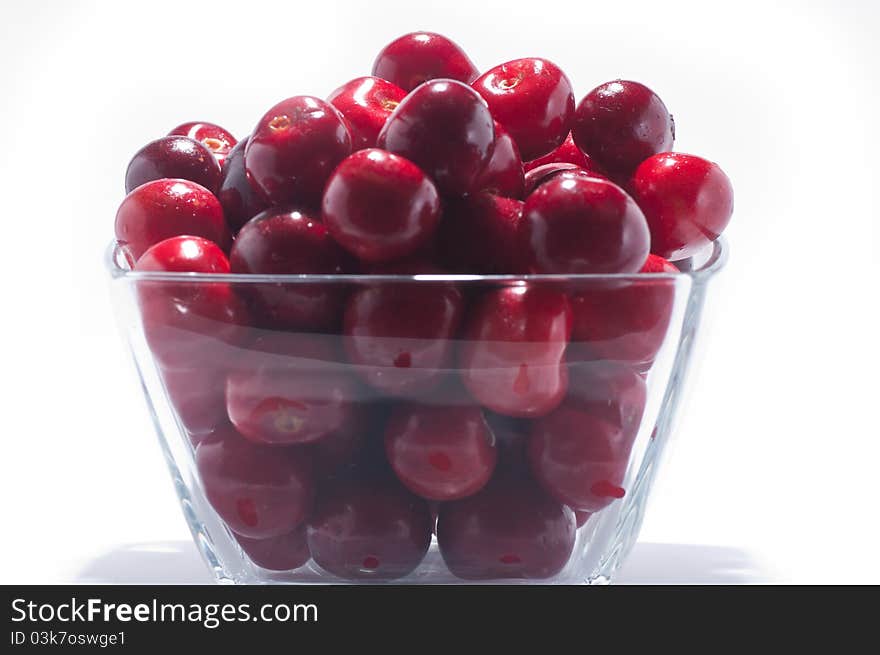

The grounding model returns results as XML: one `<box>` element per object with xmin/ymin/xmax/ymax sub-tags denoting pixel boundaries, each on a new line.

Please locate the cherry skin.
<box><xmin>245</xmin><ymin>95</ymin><xmax>352</xmax><ymax>207</ymax></box>
<box><xmin>523</xmin><ymin>163</ymin><xmax>606</xmax><ymax>196</ymax></box>
<box><xmin>377</xmin><ymin>79</ymin><xmax>495</xmax><ymax>196</ymax></box>
<box><xmin>572</xmin><ymin>80</ymin><xmax>674</xmax><ymax>178</ymax></box>
<box><xmin>436</xmin><ymin>476</ymin><xmax>576</xmax><ymax>580</ymax></box>
<box><xmin>569</xmin><ymin>254</ymin><xmax>679</xmax><ymax>366</ymax></box>
<box><xmin>372</xmin><ymin>31</ymin><xmax>479</xmax><ymax>92</ymax></box>
<box><xmin>563</xmin><ymin>361</ymin><xmax>648</xmax><ymax>433</ymax></box>
<box><xmin>476</xmin><ymin>121</ymin><xmax>524</xmax><ymax>199</ymax></box>
<box><xmin>385</xmin><ymin>403</ymin><xmax>497</xmax><ymax>500</ymax></box>
<box><xmin>225</xmin><ymin>332</ymin><xmax>358</xmax><ymax>446</ymax></box>
<box><xmin>159</xmin><ymin>366</ymin><xmax>229</xmax><ymax>443</ymax></box>
<box><xmin>327</xmin><ymin>77</ymin><xmax>407</xmax><ymax>150</ymax></box>
<box><xmin>473</xmin><ymin>58</ymin><xmax>575</xmax><ymax>161</ymax></box>
<box><xmin>575</xmin><ymin>510</ymin><xmax>592</xmax><ymax>528</ymax></box>
<box><xmin>229</xmin><ymin>208</ymin><xmax>352</xmax><ymax>330</ymax></box>
<box><xmin>460</xmin><ymin>286</ymin><xmax>572</xmax><ymax>418</ymax></box>
<box><xmin>196</xmin><ymin>426</ymin><xmax>315</xmax><ymax>539</ymax></box>
<box><xmin>524</xmin><ymin>132</ymin><xmax>603</xmax><ymax>174</ymax></box>
<box><xmin>115</xmin><ymin>178</ymin><xmax>229</xmax><ymax>260</ymax></box>
<box><xmin>125</xmin><ymin>135</ymin><xmax>221</xmax><ymax>194</ymax></box>
<box><xmin>216</xmin><ymin>137</ymin><xmax>268</xmax><ymax>234</ymax></box>
<box><xmin>322</xmin><ymin>149</ymin><xmax>441</xmax><ymax>263</ymax></box>
<box><xmin>168</xmin><ymin>121</ymin><xmax>237</xmax><ymax>166</ymax></box>
<box><xmin>343</xmin><ymin>280</ymin><xmax>463</xmax><ymax>396</ymax></box>
<box><xmin>306</xmin><ymin>477</ymin><xmax>432</xmax><ymax>580</ymax></box>
<box><xmin>436</xmin><ymin>193</ymin><xmax>525</xmax><ymax>274</ymax></box>
<box><xmin>630</xmin><ymin>152</ymin><xmax>734</xmax><ymax>260</ymax></box>
<box><xmin>521</xmin><ymin>174</ymin><xmax>650</xmax><ymax>274</ymax></box>
<box><xmin>234</xmin><ymin>527</ymin><xmax>310</xmax><ymax>571</ymax></box>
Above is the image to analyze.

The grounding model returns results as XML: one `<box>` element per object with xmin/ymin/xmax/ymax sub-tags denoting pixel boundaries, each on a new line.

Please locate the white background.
<box><xmin>0</xmin><ymin>0</ymin><xmax>877</xmax><ymax>584</ymax></box>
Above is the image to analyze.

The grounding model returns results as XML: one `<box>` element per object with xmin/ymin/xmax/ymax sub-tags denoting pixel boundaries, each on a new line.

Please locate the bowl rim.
<box><xmin>105</xmin><ymin>236</ymin><xmax>727</xmax><ymax>284</ymax></box>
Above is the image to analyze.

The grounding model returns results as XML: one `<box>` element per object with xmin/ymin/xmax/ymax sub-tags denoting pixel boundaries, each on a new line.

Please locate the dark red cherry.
<box><xmin>524</xmin><ymin>132</ymin><xmax>603</xmax><ymax>174</ymax></box>
<box><xmin>160</xmin><ymin>366</ymin><xmax>229</xmax><ymax>443</ymax></box>
<box><xmin>115</xmin><ymin>178</ymin><xmax>229</xmax><ymax>260</ymax></box>
<box><xmin>135</xmin><ymin>234</ymin><xmax>229</xmax><ymax>276</ymax></box>
<box><xmin>572</xmin><ymin>80</ymin><xmax>674</xmax><ymax>177</ymax></box>
<box><xmin>473</xmin><ymin>58</ymin><xmax>575</xmax><ymax>161</ymax></box>
<box><xmin>245</xmin><ymin>96</ymin><xmax>352</xmax><ymax>207</ymax></box>
<box><xmin>630</xmin><ymin>152</ymin><xmax>734</xmax><ymax>260</ymax></box>
<box><xmin>322</xmin><ymin>149</ymin><xmax>441</xmax><ymax>262</ymax></box>
<box><xmin>385</xmin><ymin>403</ymin><xmax>497</xmax><ymax>500</ymax></box>
<box><xmin>569</xmin><ymin>255</ymin><xmax>679</xmax><ymax>366</ymax></box>
<box><xmin>125</xmin><ymin>136</ymin><xmax>221</xmax><ymax>194</ymax></box>
<box><xmin>372</xmin><ymin>31</ymin><xmax>479</xmax><ymax>92</ymax></box>
<box><xmin>563</xmin><ymin>361</ymin><xmax>647</xmax><ymax>433</ymax></box>
<box><xmin>307</xmin><ymin>477</ymin><xmax>432</xmax><ymax>580</ymax></box>
<box><xmin>225</xmin><ymin>332</ymin><xmax>358</xmax><ymax>446</ymax></box>
<box><xmin>327</xmin><ymin>77</ymin><xmax>407</xmax><ymax>150</ymax></box>
<box><xmin>460</xmin><ymin>286</ymin><xmax>571</xmax><ymax>418</ymax></box>
<box><xmin>229</xmin><ymin>208</ymin><xmax>352</xmax><ymax>330</ymax></box>
<box><xmin>521</xmin><ymin>174</ymin><xmax>650</xmax><ymax>274</ymax></box>
<box><xmin>217</xmin><ymin>137</ymin><xmax>268</xmax><ymax>234</ymax></box>
<box><xmin>196</xmin><ymin>426</ymin><xmax>315</xmax><ymax>539</ymax></box>
<box><xmin>343</xmin><ymin>281</ymin><xmax>463</xmax><ymax>396</ymax></box>
<box><xmin>437</xmin><ymin>475</ymin><xmax>576</xmax><ymax>580</ymax></box>
<box><xmin>575</xmin><ymin>510</ymin><xmax>592</xmax><ymax>528</ymax></box>
<box><xmin>234</xmin><ymin>527</ymin><xmax>310</xmax><ymax>571</ymax></box>
<box><xmin>377</xmin><ymin>79</ymin><xmax>495</xmax><ymax>196</ymax></box>
<box><xmin>436</xmin><ymin>193</ymin><xmax>525</xmax><ymax>274</ymax></box>
<box><xmin>168</xmin><ymin>121</ymin><xmax>237</xmax><ymax>166</ymax></box>
<box><xmin>523</xmin><ymin>162</ymin><xmax>606</xmax><ymax>196</ymax></box>
<box><xmin>476</xmin><ymin>121</ymin><xmax>524</xmax><ymax>199</ymax></box>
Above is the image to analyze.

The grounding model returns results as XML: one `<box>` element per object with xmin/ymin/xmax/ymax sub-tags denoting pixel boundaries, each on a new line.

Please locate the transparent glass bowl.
<box><xmin>107</xmin><ymin>238</ymin><xmax>726</xmax><ymax>584</ymax></box>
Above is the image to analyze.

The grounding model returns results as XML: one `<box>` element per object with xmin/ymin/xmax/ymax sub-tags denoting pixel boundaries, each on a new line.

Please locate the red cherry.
<box><xmin>437</xmin><ymin>476</ymin><xmax>576</xmax><ymax>580</ymax></box>
<box><xmin>385</xmin><ymin>403</ymin><xmax>497</xmax><ymax>500</ymax></box>
<box><xmin>572</xmin><ymin>80</ymin><xmax>674</xmax><ymax>177</ymax></box>
<box><xmin>575</xmin><ymin>510</ymin><xmax>592</xmax><ymax>528</ymax></box>
<box><xmin>125</xmin><ymin>136</ymin><xmax>221</xmax><ymax>194</ymax></box>
<box><xmin>225</xmin><ymin>332</ymin><xmax>358</xmax><ymax>446</ymax></box>
<box><xmin>472</xmin><ymin>58</ymin><xmax>575</xmax><ymax>161</ymax></box>
<box><xmin>343</xmin><ymin>281</ymin><xmax>463</xmax><ymax>396</ymax></box>
<box><xmin>377</xmin><ymin>79</ymin><xmax>495</xmax><ymax>196</ymax></box>
<box><xmin>217</xmin><ymin>137</ymin><xmax>268</xmax><ymax>234</ymax></box>
<box><xmin>569</xmin><ymin>254</ymin><xmax>679</xmax><ymax>366</ymax></box>
<box><xmin>372</xmin><ymin>31</ymin><xmax>478</xmax><ymax>92</ymax></box>
<box><xmin>196</xmin><ymin>426</ymin><xmax>315</xmax><ymax>539</ymax></box>
<box><xmin>159</xmin><ymin>366</ymin><xmax>229</xmax><ymax>444</ymax></box>
<box><xmin>521</xmin><ymin>175</ymin><xmax>650</xmax><ymax>274</ymax></box>
<box><xmin>436</xmin><ymin>193</ymin><xmax>525</xmax><ymax>274</ymax></box>
<box><xmin>327</xmin><ymin>77</ymin><xmax>407</xmax><ymax>150</ymax></box>
<box><xmin>245</xmin><ymin>96</ymin><xmax>352</xmax><ymax>207</ymax></box>
<box><xmin>135</xmin><ymin>234</ymin><xmax>229</xmax><ymax>275</ymax></box>
<box><xmin>524</xmin><ymin>132</ymin><xmax>603</xmax><ymax>174</ymax></box>
<box><xmin>630</xmin><ymin>152</ymin><xmax>734</xmax><ymax>260</ymax></box>
<box><xmin>229</xmin><ymin>208</ymin><xmax>352</xmax><ymax>330</ymax></box>
<box><xmin>307</xmin><ymin>477</ymin><xmax>432</xmax><ymax>580</ymax></box>
<box><xmin>460</xmin><ymin>286</ymin><xmax>571</xmax><ymax>418</ymax></box>
<box><xmin>523</xmin><ymin>162</ymin><xmax>606</xmax><ymax>196</ymax></box>
<box><xmin>168</xmin><ymin>121</ymin><xmax>237</xmax><ymax>166</ymax></box>
<box><xmin>564</xmin><ymin>361</ymin><xmax>648</xmax><ymax>432</ymax></box>
<box><xmin>234</xmin><ymin>527</ymin><xmax>310</xmax><ymax>571</ymax></box>
<box><xmin>476</xmin><ymin>121</ymin><xmax>524</xmax><ymax>199</ymax></box>
<box><xmin>322</xmin><ymin>149</ymin><xmax>441</xmax><ymax>263</ymax></box>
<box><xmin>116</xmin><ymin>179</ymin><xmax>229</xmax><ymax>260</ymax></box>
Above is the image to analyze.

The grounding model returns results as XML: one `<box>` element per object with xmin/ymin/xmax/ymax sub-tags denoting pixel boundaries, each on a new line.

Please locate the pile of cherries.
<box><xmin>115</xmin><ymin>32</ymin><xmax>733</xmax><ymax>581</ymax></box>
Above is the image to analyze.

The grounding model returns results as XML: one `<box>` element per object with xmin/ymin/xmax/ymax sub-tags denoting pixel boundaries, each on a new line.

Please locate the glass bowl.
<box><xmin>106</xmin><ymin>237</ymin><xmax>726</xmax><ymax>584</ymax></box>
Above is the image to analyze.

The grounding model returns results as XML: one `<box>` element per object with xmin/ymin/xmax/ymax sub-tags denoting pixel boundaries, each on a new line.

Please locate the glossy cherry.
<box><xmin>322</xmin><ymin>149</ymin><xmax>441</xmax><ymax>262</ymax></box>
<box><xmin>630</xmin><ymin>152</ymin><xmax>734</xmax><ymax>260</ymax></box>
<box><xmin>307</xmin><ymin>477</ymin><xmax>432</xmax><ymax>580</ymax></box>
<box><xmin>234</xmin><ymin>527</ymin><xmax>310</xmax><ymax>571</ymax></box>
<box><xmin>196</xmin><ymin>426</ymin><xmax>315</xmax><ymax>539</ymax></box>
<box><xmin>327</xmin><ymin>77</ymin><xmax>407</xmax><ymax>150</ymax></box>
<box><xmin>385</xmin><ymin>403</ymin><xmax>497</xmax><ymax>500</ymax></box>
<box><xmin>245</xmin><ymin>95</ymin><xmax>352</xmax><ymax>207</ymax></box>
<box><xmin>115</xmin><ymin>178</ymin><xmax>229</xmax><ymax>260</ymax></box>
<box><xmin>523</xmin><ymin>162</ymin><xmax>604</xmax><ymax>196</ymax></box>
<box><xmin>521</xmin><ymin>174</ymin><xmax>650</xmax><ymax>274</ymax></box>
<box><xmin>225</xmin><ymin>332</ymin><xmax>358</xmax><ymax>446</ymax></box>
<box><xmin>473</xmin><ymin>58</ymin><xmax>575</xmax><ymax>161</ymax></box>
<box><xmin>476</xmin><ymin>121</ymin><xmax>524</xmax><ymax>199</ymax></box>
<box><xmin>125</xmin><ymin>136</ymin><xmax>221</xmax><ymax>194</ymax></box>
<box><xmin>372</xmin><ymin>31</ymin><xmax>479</xmax><ymax>92</ymax></box>
<box><xmin>159</xmin><ymin>366</ymin><xmax>229</xmax><ymax>443</ymax></box>
<box><xmin>343</xmin><ymin>281</ymin><xmax>463</xmax><ymax>396</ymax></box>
<box><xmin>524</xmin><ymin>132</ymin><xmax>603</xmax><ymax>174</ymax></box>
<box><xmin>460</xmin><ymin>286</ymin><xmax>571</xmax><ymax>418</ymax></box>
<box><xmin>563</xmin><ymin>361</ymin><xmax>647</xmax><ymax>433</ymax></box>
<box><xmin>216</xmin><ymin>137</ymin><xmax>268</xmax><ymax>234</ymax></box>
<box><xmin>168</xmin><ymin>121</ymin><xmax>237</xmax><ymax>166</ymax></box>
<box><xmin>377</xmin><ymin>79</ymin><xmax>495</xmax><ymax>196</ymax></box>
<box><xmin>436</xmin><ymin>476</ymin><xmax>576</xmax><ymax>580</ymax></box>
<box><xmin>572</xmin><ymin>80</ymin><xmax>674</xmax><ymax>177</ymax></box>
